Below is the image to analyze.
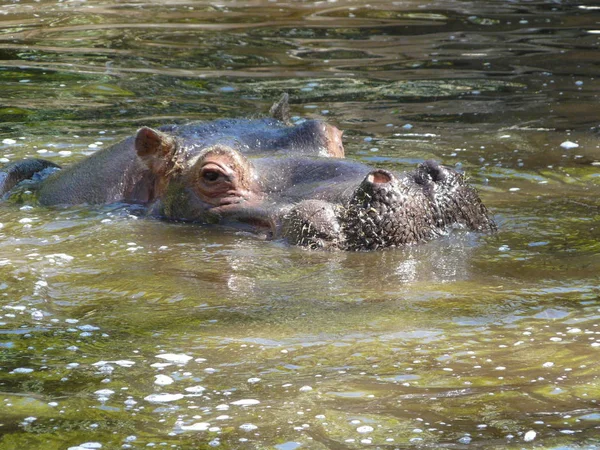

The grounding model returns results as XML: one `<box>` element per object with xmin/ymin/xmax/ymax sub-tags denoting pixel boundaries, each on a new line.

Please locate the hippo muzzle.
<box><xmin>342</xmin><ymin>168</ymin><xmax>438</xmax><ymax>250</ymax></box>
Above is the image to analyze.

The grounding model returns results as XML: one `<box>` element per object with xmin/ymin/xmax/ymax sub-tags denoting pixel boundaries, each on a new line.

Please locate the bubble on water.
<box><xmin>247</xmin><ymin>377</ymin><xmax>261</xmax><ymax>384</ymax></box>
<box><xmin>2</xmin><ymin>139</ymin><xmax>17</xmax><ymax>145</ymax></box>
<box><xmin>144</xmin><ymin>393</ymin><xmax>184</xmax><ymax>403</ymax></box>
<box><xmin>11</xmin><ymin>367</ymin><xmax>34</xmax><ymax>374</ymax></box>
<box><xmin>459</xmin><ymin>435</ymin><xmax>472</xmax><ymax>444</ymax></box>
<box><xmin>299</xmin><ymin>385</ymin><xmax>313</xmax><ymax>392</ymax></box>
<box><xmin>208</xmin><ymin>439</ymin><xmax>220</xmax><ymax>447</ymax></box>
<box><xmin>216</xmin><ymin>404</ymin><xmax>229</xmax><ymax>411</ymax></box>
<box><xmin>216</xmin><ymin>415</ymin><xmax>230</xmax><ymax>420</ymax></box>
<box><xmin>78</xmin><ymin>324</ymin><xmax>100</xmax><ymax>332</ymax></box>
<box><xmin>560</xmin><ymin>140</ymin><xmax>579</xmax><ymax>150</ymax></box>
<box><xmin>231</xmin><ymin>399</ymin><xmax>260</xmax><ymax>406</ymax></box>
<box><xmin>356</xmin><ymin>425</ymin><xmax>374</xmax><ymax>433</ymax></box>
<box><xmin>204</xmin><ymin>367</ymin><xmax>217</xmax><ymax>373</ymax></box>
<box><xmin>114</xmin><ymin>360</ymin><xmax>135</xmax><ymax>367</ymax></box>
<box><xmin>498</xmin><ymin>245</ymin><xmax>510</xmax><ymax>252</ymax></box>
<box><xmin>184</xmin><ymin>385</ymin><xmax>206</xmax><ymax>394</ymax></box>
<box><xmin>180</xmin><ymin>422</ymin><xmax>210</xmax><ymax>431</ymax></box>
<box><xmin>523</xmin><ymin>430</ymin><xmax>536</xmax><ymax>442</ymax></box>
<box><xmin>542</xmin><ymin>362</ymin><xmax>554</xmax><ymax>368</ymax></box>
<box><xmin>239</xmin><ymin>423</ymin><xmax>258</xmax><ymax>431</ymax></box>
<box><xmin>151</xmin><ymin>362</ymin><xmax>172</xmax><ymax>369</ymax></box>
<box><xmin>95</xmin><ymin>389</ymin><xmax>114</xmax><ymax>396</ymax></box>
<box><xmin>155</xmin><ymin>353</ymin><xmax>193</xmax><ymax>364</ymax></box>
<box><xmin>67</xmin><ymin>443</ymin><xmax>102</xmax><ymax>450</ymax></box>
<box><xmin>154</xmin><ymin>375</ymin><xmax>174</xmax><ymax>386</ymax></box>
<box><xmin>46</xmin><ymin>253</ymin><xmax>74</xmax><ymax>263</ymax></box>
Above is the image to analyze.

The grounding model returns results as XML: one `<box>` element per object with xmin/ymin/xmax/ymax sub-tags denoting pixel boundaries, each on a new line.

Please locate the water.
<box><xmin>1</xmin><ymin>0</ymin><xmax>599</xmax><ymax>448</ymax></box>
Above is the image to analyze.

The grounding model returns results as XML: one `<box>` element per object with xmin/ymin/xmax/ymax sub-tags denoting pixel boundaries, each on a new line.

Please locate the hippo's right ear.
<box><xmin>135</xmin><ymin>127</ymin><xmax>178</xmax><ymax>176</ymax></box>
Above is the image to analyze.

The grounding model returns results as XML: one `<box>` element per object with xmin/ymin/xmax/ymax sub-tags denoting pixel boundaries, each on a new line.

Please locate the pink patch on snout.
<box><xmin>367</xmin><ymin>170</ymin><xmax>392</xmax><ymax>185</ymax></box>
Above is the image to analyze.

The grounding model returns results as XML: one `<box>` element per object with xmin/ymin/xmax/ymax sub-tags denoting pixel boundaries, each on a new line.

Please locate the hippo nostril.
<box><xmin>367</xmin><ymin>170</ymin><xmax>392</xmax><ymax>185</ymax></box>
<box><xmin>421</xmin><ymin>160</ymin><xmax>446</xmax><ymax>183</ymax></box>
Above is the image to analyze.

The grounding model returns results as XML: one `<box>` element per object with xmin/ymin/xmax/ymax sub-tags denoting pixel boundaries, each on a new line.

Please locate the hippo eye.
<box><xmin>202</xmin><ymin>170</ymin><xmax>221</xmax><ymax>182</ymax></box>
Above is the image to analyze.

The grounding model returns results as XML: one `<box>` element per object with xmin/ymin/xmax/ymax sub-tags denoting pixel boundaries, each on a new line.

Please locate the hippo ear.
<box><xmin>135</xmin><ymin>127</ymin><xmax>178</xmax><ymax>175</ymax></box>
<box><xmin>269</xmin><ymin>93</ymin><xmax>291</xmax><ymax>125</ymax></box>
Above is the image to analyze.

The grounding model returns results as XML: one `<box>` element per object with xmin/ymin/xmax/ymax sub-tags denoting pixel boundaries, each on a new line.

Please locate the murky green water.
<box><xmin>1</xmin><ymin>0</ymin><xmax>599</xmax><ymax>448</ymax></box>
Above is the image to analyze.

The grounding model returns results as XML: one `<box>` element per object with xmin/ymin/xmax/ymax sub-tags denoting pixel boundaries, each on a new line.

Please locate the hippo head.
<box><xmin>283</xmin><ymin>161</ymin><xmax>496</xmax><ymax>251</ymax></box>
<box><xmin>134</xmin><ymin>127</ymin><xmax>494</xmax><ymax>250</ymax></box>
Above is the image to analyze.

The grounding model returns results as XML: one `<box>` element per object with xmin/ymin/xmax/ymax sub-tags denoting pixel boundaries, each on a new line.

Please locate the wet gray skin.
<box><xmin>152</xmin><ymin>146</ymin><xmax>496</xmax><ymax>250</ymax></box>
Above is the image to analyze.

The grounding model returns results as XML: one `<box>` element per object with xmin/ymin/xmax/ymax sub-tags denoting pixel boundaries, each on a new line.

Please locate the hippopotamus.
<box><xmin>146</xmin><ymin>143</ymin><xmax>496</xmax><ymax>250</ymax></box>
<box><xmin>0</xmin><ymin>95</ymin><xmax>495</xmax><ymax>250</ymax></box>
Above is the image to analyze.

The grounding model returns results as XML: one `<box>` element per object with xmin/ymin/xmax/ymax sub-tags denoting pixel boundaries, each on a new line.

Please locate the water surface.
<box><xmin>1</xmin><ymin>1</ymin><xmax>599</xmax><ymax>448</ymax></box>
